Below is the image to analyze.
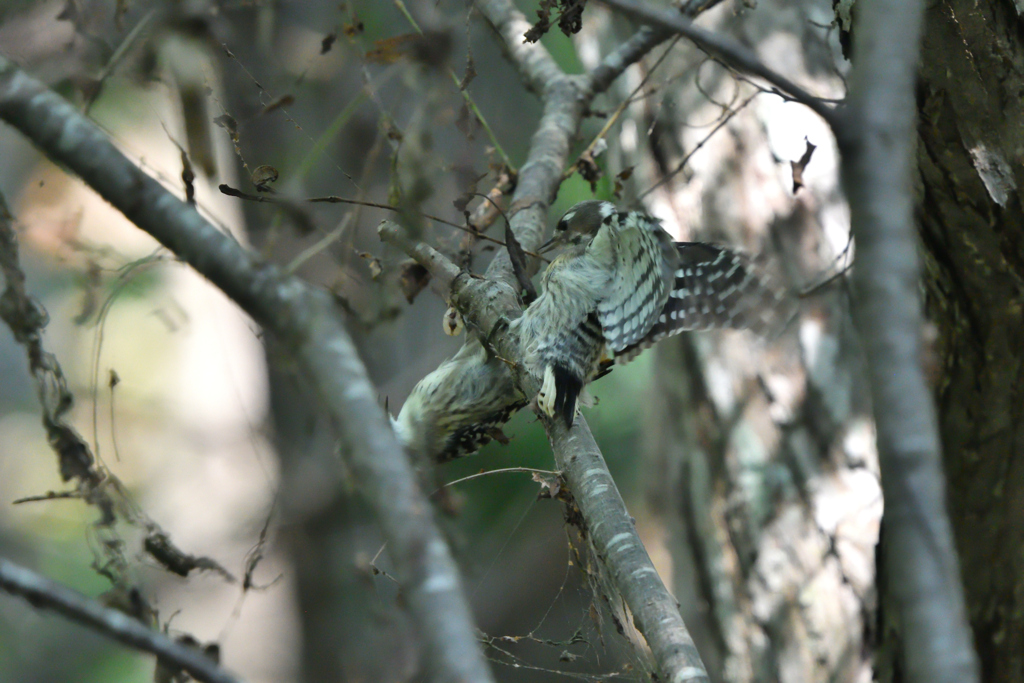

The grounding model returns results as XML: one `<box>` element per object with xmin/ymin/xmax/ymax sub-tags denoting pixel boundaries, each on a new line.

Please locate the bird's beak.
<box><xmin>538</xmin><ymin>235</ymin><xmax>561</xmax><ymax>254</ymax></box>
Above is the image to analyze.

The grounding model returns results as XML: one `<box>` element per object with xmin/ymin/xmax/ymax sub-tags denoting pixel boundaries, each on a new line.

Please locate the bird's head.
<box><xmin>540</xmin><ymin>200</ymin><xmax>617</xmax><ymax>253</ymax></box>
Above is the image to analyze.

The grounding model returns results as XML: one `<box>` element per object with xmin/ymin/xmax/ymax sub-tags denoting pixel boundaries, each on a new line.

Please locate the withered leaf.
<box><xmin>365</xmin><ymin>34</ymin><xmax>419</xmax><ymax>64</ymax></box>
<box><xmin>791</xmin><ymin>138</ymin><xmax>817</xmax><ymax>194</ymax></box>
<box><xmin>524</xmin><ymin>0</ymin><xmax>554</xmax><ymax>43</ymax></box>
<box><xmin>358</xmin><ymin>251</ymin><xmax>383</xmax><ymax>279</ymax></box>
<box><xmin>577</xmin><ymin>150</ymin><xmax>603</xmax><ymax>192</ymax></box>
<box><xmin>213</xmin><ymin>113</ymin><xmax>239</xmax><ymax>142</ymax></box>
<box><xmin>399</xmin><ymin>261</ymin><xmax>430</xmax><ymax>303</ymax></box>
<box><xmin>505</xmin><ymin>223</ymin><xmax>538</xmax><ymax>303</ymax></box>
<box><xmin>144</xmin><ymin>530</ymin><xmax>235</xmax><ymax>581</ymax></box>
<box><xmin>251</xmin><ymin>165</ymin><xmax>279</xmax><ymax>192</ymax></box>
<box><xmin>321</xmin><ymin>32</ymin><xmax>337</xmax><ymax>54</ymax></box>
<box><xmin>532</xmin><ymin>471</ymin><xmax>562</xmax><ymax>499</ymax></box>
<box><xmin>557</xmin><ymin>0</ymin><xmax>586</xmax><ymax>36</ymax></box>
<box><xmin>613</xmin><ymin>165</ymin><xmax>634</xmax><ymax>200</ymax></box>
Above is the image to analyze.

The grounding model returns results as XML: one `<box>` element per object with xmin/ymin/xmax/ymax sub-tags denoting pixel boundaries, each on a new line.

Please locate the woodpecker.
<box><xmin>514</xmin><ymin>200</ymin><xmax>793</xmax><ymax>427</ymax></box>
<box><xmin>392</xmin><ymin>337</ymin><xmax>525</xmax><ymax>462</ymax></box>
<box><xmin>394</xmin><ymin>200</ymin><xmax>794</xmax><ymax>459</ymax></box>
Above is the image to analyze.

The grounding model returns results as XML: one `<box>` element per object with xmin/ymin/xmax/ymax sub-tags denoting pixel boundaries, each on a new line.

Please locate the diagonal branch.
<box><xmin>0</xmin><ymin>558</ymin><xmax>243</xmax><ymax>683</ymax></box>
<box><xmin>597</xmin><ymin>0</ymin><xmax>839</xmax><ymax>126</ymax></box>
<box><xmin>380</xmin><ymin>1</ymin><xmax>710</xmax><ymax>679</ymax></box>
<box><xmin>0</xmin><ymin>54</ymin><xmax>495</xmax><ymax>683</ymax></box>
<box><xmin>379</xmin><ymin>221</ymin><xmax>709</xmax><ymax>683</ymax></box>
<box><xmin>837</xmin><ymin>0</ymin><xmax>979</xmax><ymax>680</ymax></box>
<box><xmin>475</xmin><ymin>0</ymin><xmax>564</xmax><ymax>96</ymax></box>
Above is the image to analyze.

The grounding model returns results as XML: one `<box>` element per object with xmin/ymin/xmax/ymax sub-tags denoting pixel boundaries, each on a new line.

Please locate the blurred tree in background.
<box><xmin>0</xmin><ymin>0</ymin><xmax>1015</xmax><ymax>681</ymax></box>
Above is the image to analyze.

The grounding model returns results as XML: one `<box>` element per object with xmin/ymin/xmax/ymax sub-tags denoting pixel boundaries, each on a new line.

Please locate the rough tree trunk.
<box><xmin>911</xmin><ymin>1</ymin><xmax>1024</xmax><ymax>681</ymax></box>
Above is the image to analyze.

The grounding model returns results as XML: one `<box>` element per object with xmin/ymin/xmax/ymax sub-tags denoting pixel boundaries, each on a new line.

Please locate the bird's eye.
<box><xmin>556</xmin><ymin>219</ymin><xmax>568</xmax><ymax>232</ymax></box>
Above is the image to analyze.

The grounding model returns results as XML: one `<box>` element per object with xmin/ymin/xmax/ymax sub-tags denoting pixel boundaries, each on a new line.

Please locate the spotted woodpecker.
<box><xmin>393</xmin><ymin>200</ymin><xmax>794</xmax><ymax>459</ymax></box>
<box><xmin>514</xmin><ymin>200</ymin><xmax>792</xmax><ymax>427</ymax></box>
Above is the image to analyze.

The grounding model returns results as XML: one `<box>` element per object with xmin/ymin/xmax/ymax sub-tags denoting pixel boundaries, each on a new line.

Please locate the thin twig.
<box><xmin>218</xmin><ymin>184</ymin><xmax>543</xmax><ymax>258</ymax></box>
<box><xmin>437</xmin><ymin>467</ymin><xmax>562</xmax><ymax>492</ymax></box>
<box><xmin>0</xmin><ymin>558</ymin><xmax>244</xmax><ymax>683</ymax></box>
<box><xmin>638</xmin><ymin>91</ymin><xmax>760</xmax><ymax>201</ymax></box>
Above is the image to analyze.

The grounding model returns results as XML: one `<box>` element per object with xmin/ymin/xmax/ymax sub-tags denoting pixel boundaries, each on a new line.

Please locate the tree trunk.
<box><xmin>912</xmin><ymin>1</ymin><xmax>1024</xmax><ymax>681</ymax></box>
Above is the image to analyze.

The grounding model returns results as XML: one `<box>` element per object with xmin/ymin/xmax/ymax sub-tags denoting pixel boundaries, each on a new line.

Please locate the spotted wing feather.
<box><xmin>615</xmin><ymin>242</ymin><xmax>794</xmax><ymax>364</ymax></box>
<box><xmin>595</xmin><ymin>213</ymin><xmax>679</xmax><ymax>352</ymax></box>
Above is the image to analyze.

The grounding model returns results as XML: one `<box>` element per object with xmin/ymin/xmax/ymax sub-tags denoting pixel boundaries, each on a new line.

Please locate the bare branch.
<box><xmin>0</xmin><ymin>558</ymin><xmax>243</xmax><ymax>683</ymax></box>
<box><xmin>0</xmin><ymin>55</ymin><xmax>495</xmax><ymax>683</ymax></box>
<box><xmin>385</xmin><ymin>2</ymin><xmax>712</xmax><ymax>678</ymax></box>
<box><xmin>587</xmin><ymin>26</ymin><xmax>672</xmax><ymax>94</ymax></box>
<box><xmin>474</xmin><ymin>0</ymin><xmax>564</xmax><ymax>96</ymax></box>
<box><xmin>379</xmin><ymin>221</ymin><xmax>710</xmax><ymax>683</ymax></box>
<box><xmin>597</xmin><ymin>0</ymin><xmax>839</xmax><ymax>126</ymax></box>
<box><xmin>547</xmin><ymin>420</ymin><xmax>707</xmax><ymax>682</ymax></box>
<box><xmin>838</xmin><ymin>0</ymin><xmax>979</xmax><ymax>680</ymax></box>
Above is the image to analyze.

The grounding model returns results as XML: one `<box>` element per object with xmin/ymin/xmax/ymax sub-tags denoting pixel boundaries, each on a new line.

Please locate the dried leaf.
<box><xmin>505</xmin><ymin>223</ymin><xmax>538</xmax><ymax>303</ymax></box>
<box><xmin>613</xmin><ymin>165</ymin><xmax>634</xmax><ymax>199</ymax></box>
<box><xmin>213</xmin><ymin>113</ymin><xmax>238</xmax><ymax>142</ymax></box>
<box><xmin>358</xmin><ymin>251</ymin><xmax>383</xmax><ymax>279</ymax></box>
<box><xmin>399</xmin><ymin>261</ymin><xmax>431</xmax><ymax>303</ymax></box>
<box><xmin>524</xmin><ymin>0</ymin><xmax>555</xmax><ymax>43</ymax></box>
<box><xmin>144</xmin><ymin>530</ymin><xmax>235</xmax><ymax>581</ymax></box>
<box><xmin>251</xmin><ymin>165</ymin><xmax>279</xmax><ymax>192</ymax></box>
<box><xmin>365</xmin><ymin>34</ymin><xmax>419</xmax><ymax>64</ymax></box>
<box><xmin>577</xmin><ymin>150</ymin><xmax>603</xmax><ymax>192</ymax></box>
<box><xmin>525</xmin><ymin>0</ymin><xmax>586</xmax><ymax>41</ymax></box>
<box><xmin>557</xmin><ymin>0</ymin><xmax>586</xmax><ymax>36</ymax></box>
<box><xmin>791</xmin><ymin>138</ymin><xmax>817</xmax><ymax>194</ymax></box>
<box><xmin>532</xmin><ymin>471</ymin><xmax>562</xmax><ymax>498</ymax></box>
<box><xmin>321</xmin><ymin>32</ymin><xmax>337</xmax><ymax>54</ymax></box>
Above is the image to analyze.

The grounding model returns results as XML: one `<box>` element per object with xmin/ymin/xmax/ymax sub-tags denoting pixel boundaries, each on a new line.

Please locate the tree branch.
<box><xmin>0</xmin><ymin>54</ymin><xmax>495</xmax><ymax>683</ymax></box>
<box><xmin>386</xmin><ymin>2</ymin><xmax>710</xmax><ymax>678</ymax></box>
<box><xmin>837</xmin><ymin>0</ymin><xmax>979</xmax><ymax>680</ymax></box>
<box><xmin>587</xmin><ymin>26</ymin><xmax>672</xmax><ymax>95</ymax></box>
<box><xmin>597</xmin><ymin>0</ymin><xmax>839</xmax><ymax>126</ymax></box>
<box><xmin>379</xmin><ymin>221</ymin><xmax>709</xmax><ymax>682</ymax></box>
<box><xmin>474</xmin><ymin>0</ymin><xmax>564</xmax><ymax>96</ymax></box>
<box><xmin>0</xmin><ymin>558</ymin><xmax>243</xmax><ymax>683</ymax></box>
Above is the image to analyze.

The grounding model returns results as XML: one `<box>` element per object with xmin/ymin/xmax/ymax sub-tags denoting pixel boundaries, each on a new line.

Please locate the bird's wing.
<box><xmin>595</xmin><ymin>216</ymin><xmax>678</xmax><ymax>352</ymax></box>
<box><xmin>614</xmin><ymin>242</ymin><xmax>796</xmax><ymax>364</ymax></box>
